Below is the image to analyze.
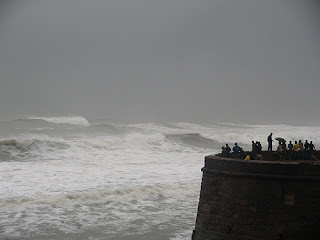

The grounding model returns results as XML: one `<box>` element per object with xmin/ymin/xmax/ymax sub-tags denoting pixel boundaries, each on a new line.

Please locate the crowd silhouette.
<box><xmin>220</xmin><ymin>133</ymin><xmax>317</xmax><ymax>161</ymax></box>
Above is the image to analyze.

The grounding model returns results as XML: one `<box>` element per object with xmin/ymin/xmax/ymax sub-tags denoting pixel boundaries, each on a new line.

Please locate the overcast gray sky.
<box><xmin>1</xmin><ymin>0</ymin><xmax>319</xmax><ymax>122</ymax></box>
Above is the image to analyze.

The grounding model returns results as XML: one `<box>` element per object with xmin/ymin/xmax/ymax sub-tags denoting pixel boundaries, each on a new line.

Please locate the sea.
<box><xmin>1</xmin><ymin>116</ymin><xmax>320</xmax><ymax>240</ymax></box>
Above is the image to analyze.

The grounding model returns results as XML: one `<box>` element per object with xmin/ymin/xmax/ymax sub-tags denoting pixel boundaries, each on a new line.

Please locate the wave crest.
<box><xmin>0</xmin><ymin>137</ymin><xmax>70</xmax><ymax>160</ymax></box>
<box><xmin>23</xmin><ymin>116</ymin><xmax>90</xmax><ymax>126</ymax></box>
<box><xmin>166</xmin><ymin>133</ymin><xmax>220</xmax><ymax>149</ymax></box>
<box><xmin>0</xmin><ymin>184</ymin><xmax>200</xmax><ymax>207</ymax></box>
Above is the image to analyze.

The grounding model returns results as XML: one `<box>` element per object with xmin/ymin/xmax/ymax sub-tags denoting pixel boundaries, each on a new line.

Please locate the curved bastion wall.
<box><xmin>192</xmin><ymin>154</ymin><xmax>320</xmax><ymax>240</ymax></box>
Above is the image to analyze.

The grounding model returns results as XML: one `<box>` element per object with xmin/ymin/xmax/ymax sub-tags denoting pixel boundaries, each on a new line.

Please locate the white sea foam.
<box><xmin>0</xmin><ymin>183</ymin><xmax>200</xmax><ymax>208</ymax></box>
<box><xmin>1</xmin><ymin>120</ymin><xmax>320</xmax><ymax>239</ymax></box>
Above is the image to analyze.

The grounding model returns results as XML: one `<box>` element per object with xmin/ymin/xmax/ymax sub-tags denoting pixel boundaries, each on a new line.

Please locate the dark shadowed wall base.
<box><xmin>192</xmin><ymin>155</ymin><xmax>320</xmax><ymax>240</ymax></box>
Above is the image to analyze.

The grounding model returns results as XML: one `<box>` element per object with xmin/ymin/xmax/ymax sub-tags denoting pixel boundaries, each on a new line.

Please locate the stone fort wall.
<box><xmin>192</xmin><ymin>155</ymin><xmax>320</xmax><ymax>240</ymax></box>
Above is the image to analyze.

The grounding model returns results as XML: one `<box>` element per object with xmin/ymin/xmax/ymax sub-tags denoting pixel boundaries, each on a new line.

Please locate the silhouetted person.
<box><xmin>277</xmin><ymin>142</ymin><xmax>285</xmax><ymax>161</ymax></box>
<box><xmin>239</xmin><ymin>148</ymin><xmax>245</xmax><ymax>159</ymax></box>
<box><xmin>293</xmin><ymin>141</ymin><xmax>300</xmax><ymax>160</ymax></box>
<box><xmin>221</xmin><ymin>146</ymin><xmax>226</xmax><ymax>157</ymax></box>
<box><xmin>257</xmin><ymin>141</ymin><xmax>262</xmax><ymax>160</ymax></box>
<box><xmin>288</xmin><ymin>141</ymin><xmax>293</xmax><ymax>160</ymax></box>
<box><xmin>304</xmin><ymin>140</ymin><xmax>310</xmax><ymax>160</ymax></box>
<box><xmin>309</xmin><ymin>141</ymin><xmax>315</xmax><ymax>160</ymax></box>
<box><xmin>225</xmin><ymin>144</ymin><xmax>231</xmax><ymax>158</ymax></box>
<box><xmin>233</xmin><ymin>142</ymin><xmax>241</xmax><ymax>159</ymax></box>
<box><xmin>298</xmin><ymin>140</ymin><xmax>304</xmax><ymax>159</ymax></box>
<box><xmin>282</xmin><ymin>142</ymin><xmax>287</xmax><ymax>160</ymax></box>
<box><xmin>267</xmin><ymin>133</ymin><xmax>273</xmax><ymax>151</ymax></box>
<box><xmin>252</xmin><ymin>141</ymin><xmax>257</xmax><ymax>159</ymax></box>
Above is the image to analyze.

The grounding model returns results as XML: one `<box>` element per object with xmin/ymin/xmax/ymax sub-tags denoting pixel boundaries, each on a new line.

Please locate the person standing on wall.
<box><xmin>252</xmin><ymin>141</ymin><xmax>257</xmax><ymax>159</ymax></box>
<box><xmin>288</xmin><ymin>141</ymin><xmax>294</xmax><ymax>160</ymax></box>
<box><xmin>293</xmin><ymin>141</ymin><xmax>300</xmax><ymax>160</ymax></box>
<box><xmin>257</xmin><ymin>141</ymin><xmax>262</xmax><ymax>160</ymax></box>
<box><xmin>233</xmin><ymin>142</ymin><xmax>241</xmax><ymax>159</ymax></box>
<box><xmin>298</xmin><ymin>140</ymin><xmax>304</xmax><ymax>159</ymax></box>
<box><xmin>267</xmin><ymin>133</ymin><xmax>273</xmax><ymax>151</ymax></box>
<box><xmin>304</xmin><ymin>140</ymin><xmax>310</xmax><ymax>160</ymax></box>
<box><xmin>225</xmin><ymin>144</ymin><xmax>231</xmax><ymax>158</ymax></box>
<box><xmin>309</xmin><ymin>141</ymin><xmax>315</xmax><ymax>160</ymax></box>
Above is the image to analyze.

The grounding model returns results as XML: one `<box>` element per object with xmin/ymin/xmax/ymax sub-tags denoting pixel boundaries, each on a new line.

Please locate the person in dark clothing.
<box><xmin>277</xmin><ymin>142</ymin><xmax>286</xmax><ymax>161</ymax></box>
<box><xmin>288</xmin><ymin>141</ymin><xmax>293</xmax><ymax>160</ymax></box>
<box><xmin>282</xmin><ymin>142</ymin><xmax>287</xmax><ymax>160</ymax></box>
<box><xmin>293</xmin><ymin>141</ymin><xmax>300</xmax><ymax>160</ymax></box>
<box><xmin>256</xmin><ymin>141</ymin><xmax>262</xmax><ymax>160</ymax></box>
<box><xmin>304</xmin><ymin>140</ymin><xmax>310</xmax><ymax>160</ymax></box>
<box><xmin>221</xmin><ymin>146</ymin><xmax>226</xmax><ymax>157</ymax></box>
<box><xmin>252</xmin><ymin>141</ymin><xmax>257</xmax><ymax>160</ymax></box>
<box><xmin>239</xmin><ymin>148</ymin><xmax>245</xmax><ymax>159</ymax></box>
<box><xmin>298</xmin><ymin>140</ymin><xmax>304</xmax><ymax>159</ymax></box>
<box><xmin>267</xmin><ymin>133</ymin><xmax>273</xmax><ymax>151</ymax></box>
<box><xmin>309</xmin><ymin>141</ymin><xmax>315</xmax><ymax>160</ymax></box>
<box><xmin>233</xmin><ymin>142</ymin><xmax>241</xmax><ymax>159</ymax></box>
<box><xmin>225</xmin><ymin>144</ymin><xmax>231</xmax><ymax>158</ymax></box>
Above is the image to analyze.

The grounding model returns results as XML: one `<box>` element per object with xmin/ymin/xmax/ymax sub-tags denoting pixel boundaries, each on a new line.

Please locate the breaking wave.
<box><xmin>165</xmin><ymin>133</ymin><xmax>220</xmax><ymax>149</ymax></box>
<box><xmin>2</xmin><ymin>120</ymin><xmax>320</xmax><ymax>161</ymax></box>
<box><xmin>22</xmin><ymin>116</ymin><xmax>90</xmax><ymax>126</ymax></box>
<box><xmin>0</xmin><ymin>137</ymin><xmax>70</xmax><ymax>160</ymax></box>
<box><xmin>0</xmin><ymin>183</ymin><xmax>200</xmax><ymax>207</ymax></box>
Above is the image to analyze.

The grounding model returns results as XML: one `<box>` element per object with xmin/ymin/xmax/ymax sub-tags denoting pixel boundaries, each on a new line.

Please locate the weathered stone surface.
<box><xmin>192</xmin><ymin>154</ymin><xmax>320</xmax><ymax>240</ymax></box>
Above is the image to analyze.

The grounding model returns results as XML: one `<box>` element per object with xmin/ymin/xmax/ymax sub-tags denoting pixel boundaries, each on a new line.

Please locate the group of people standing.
<box><xmin>251</xmin><ymin>141</ymin><xmax>262</xmax><ymax>160</ymax></box>
<box><xmin>221</xmin><ymin>142</ymin><xmax>246</xmax><ymax>159</ymax></box>
<box><xmin>220</xmin><ymin>133</ymin><xmax>317</xmax><ymax>161</ymax></box>
<box><xmin>268</xmin><ymin>133</ymin><xmax>316</xmax><ymax>160</ymax></box>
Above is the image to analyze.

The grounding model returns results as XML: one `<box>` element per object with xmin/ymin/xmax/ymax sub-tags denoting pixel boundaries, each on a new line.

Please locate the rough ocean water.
<box><xmin>1</xmin><ymin>116</ymin><xmax>320</xmax><ymax>240</ymax></box>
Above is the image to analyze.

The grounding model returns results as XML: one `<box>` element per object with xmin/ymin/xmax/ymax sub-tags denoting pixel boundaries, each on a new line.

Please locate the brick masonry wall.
<box><xmin>192</xmin><ymin>155</ymin><xmax>320</xmax><ymax>240</ymax></box>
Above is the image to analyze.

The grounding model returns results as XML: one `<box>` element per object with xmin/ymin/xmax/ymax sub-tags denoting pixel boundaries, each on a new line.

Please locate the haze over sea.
<box><xmin>1</xmin><ymin>116</ymin><xmax>319</xmax><ymax>240</ymax></box>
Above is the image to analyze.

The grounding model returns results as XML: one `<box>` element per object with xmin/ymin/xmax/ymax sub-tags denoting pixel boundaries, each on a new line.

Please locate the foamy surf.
<box><xmin>1</xmin><ymin>119</ymin><xmax>320</xmax><ymax>239</ymax></box>
<box><xmin>0</xmin><ymin>183</ymin><xmax>200</xmax><ymax>208</ymax></box>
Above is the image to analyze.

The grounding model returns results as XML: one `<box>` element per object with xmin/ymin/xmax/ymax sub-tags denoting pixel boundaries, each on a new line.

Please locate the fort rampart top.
<box><xmin>192</xmin><ymin>152</ymin><xmax>320</xmax><ymax>240</ymax></box>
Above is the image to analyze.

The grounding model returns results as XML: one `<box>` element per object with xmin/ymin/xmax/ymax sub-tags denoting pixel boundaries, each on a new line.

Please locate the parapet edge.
<box><xmin>203</xmin><ymin>155</ymin><xmax>320</xmax><ymax>181</ymax></box>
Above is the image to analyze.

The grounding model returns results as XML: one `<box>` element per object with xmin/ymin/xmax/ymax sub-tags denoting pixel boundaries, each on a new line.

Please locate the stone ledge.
<box><xmin>204</xmin><ymin>155</ymin><xmax>320</xmax><ymax>178</ymax></box>
<box><xmin>202</xmin><ymin>168</ymin><xmax>320</xmax><ymax>181</ymax></box>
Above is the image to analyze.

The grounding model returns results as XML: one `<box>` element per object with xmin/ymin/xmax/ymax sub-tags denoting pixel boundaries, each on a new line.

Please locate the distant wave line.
<box><xmin>19</xmin><ymin>116</ymin><xmax>90</xmax><ymax>126</ymax></box>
